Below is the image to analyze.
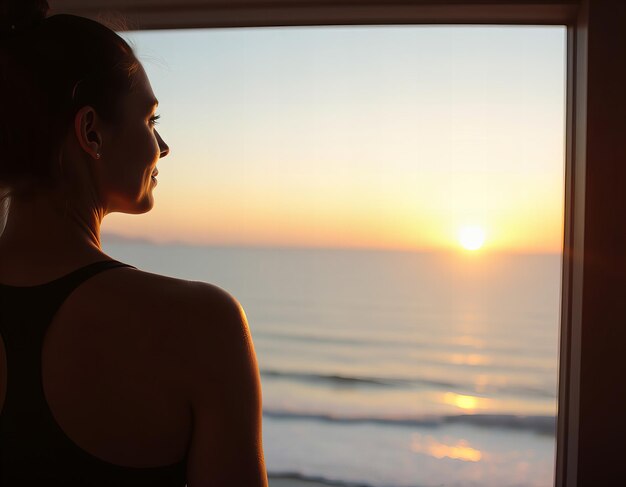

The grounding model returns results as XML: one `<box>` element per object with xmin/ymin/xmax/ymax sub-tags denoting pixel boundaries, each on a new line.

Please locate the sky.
<box><xmin>103</xmin><ymin>25</ymin><xmax>566</xmax><ymax>253</ymax></box>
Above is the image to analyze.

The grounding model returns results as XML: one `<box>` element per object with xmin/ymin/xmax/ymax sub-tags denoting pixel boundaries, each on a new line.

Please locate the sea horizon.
<box><xmin>101</xmin><ymin>231</ymin><xmax>563</xmax><ymax>257</ymax></box>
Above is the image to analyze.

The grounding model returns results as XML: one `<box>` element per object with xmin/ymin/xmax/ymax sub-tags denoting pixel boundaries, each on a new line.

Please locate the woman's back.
<box><xmin>0</xmin><ymin>257</ymin><xmax>266</xmax><ymax>485</ymax></box>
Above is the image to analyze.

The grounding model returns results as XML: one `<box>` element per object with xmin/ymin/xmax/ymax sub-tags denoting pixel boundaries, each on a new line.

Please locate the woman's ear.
<box><xmin>74</xmin><ymin>106</ymin><xmax>102</xmax><ymax>160</ymax></box>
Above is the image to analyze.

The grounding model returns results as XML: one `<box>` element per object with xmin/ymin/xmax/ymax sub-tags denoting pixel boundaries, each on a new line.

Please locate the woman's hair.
<box><xmin>0</xmin><ymin>0</ymin><xmax>140</xmax><ymax>194</ymax></box>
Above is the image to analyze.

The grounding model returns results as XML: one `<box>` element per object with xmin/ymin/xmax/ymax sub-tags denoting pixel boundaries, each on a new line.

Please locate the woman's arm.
<box><xmin>182</xmin><ymin>283</ymin><xmax>268</xmax><ymax>487</ymax></box>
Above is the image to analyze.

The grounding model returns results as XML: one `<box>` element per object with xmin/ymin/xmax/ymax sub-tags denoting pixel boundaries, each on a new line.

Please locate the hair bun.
<box><xmin>1</xmin><ymin>0</ymin><xmax>50</xmax><ymax>39</ymax></box>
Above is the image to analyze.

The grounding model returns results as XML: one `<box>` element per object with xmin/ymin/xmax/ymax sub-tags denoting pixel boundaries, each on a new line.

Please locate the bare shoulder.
<box><xmin>102</xmin><ymin>266</ymin><xmax>253</xmax><ymax>379</ymax></box>
<box><xmin>166</xmin><ymin>277</ymin><xmax>253</xmax><ymax>375</ymax></box>
<box><xmin>134</xmin><ymin>268</ymin><xmax>246</xmax><ymax>331</ymax></box>
<box><xmin>100</xmin><ymin>264</ymin><xmax>241</xmax><ymax>314</ymax></box>
<box><xmin>174</xmin><ymin>279</ymin><xmax>256</xmax><ymax>390</ymax></box>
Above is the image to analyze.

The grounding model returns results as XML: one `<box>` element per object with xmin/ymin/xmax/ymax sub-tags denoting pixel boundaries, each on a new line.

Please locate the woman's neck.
<box><xmin>0</xmin><ymin>189</ymin><xmax>108</xmax><ymax>280</ymax></box>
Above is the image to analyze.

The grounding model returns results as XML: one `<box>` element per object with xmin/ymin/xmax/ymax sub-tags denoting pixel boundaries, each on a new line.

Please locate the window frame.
<box><xmin>52</xmin><ymin>1</ymin><xmax>626</xmax><ymax>486</ymax></box>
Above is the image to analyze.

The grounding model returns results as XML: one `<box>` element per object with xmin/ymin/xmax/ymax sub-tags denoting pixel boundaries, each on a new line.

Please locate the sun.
<box><xmin>458</xmin><ymin>225</ymin><xmax>486</xmax><ymax>251</ymax></box>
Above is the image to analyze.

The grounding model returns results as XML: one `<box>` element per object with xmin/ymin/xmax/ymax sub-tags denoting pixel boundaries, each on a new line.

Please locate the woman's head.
<box><xmin>0</xmin><ymin>0</ymin><xmax>168</xmax><ymax>214</ymax></box>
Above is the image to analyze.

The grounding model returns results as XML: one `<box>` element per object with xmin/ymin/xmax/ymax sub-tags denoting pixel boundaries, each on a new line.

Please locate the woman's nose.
<box><xmin>155</xmin><ymin>130</ymin><xmax>170</xmax><ymax>158</ymax></box>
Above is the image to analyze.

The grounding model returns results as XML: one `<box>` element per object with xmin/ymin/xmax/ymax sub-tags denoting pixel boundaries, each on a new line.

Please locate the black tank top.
<box><xmin>0</xmin><ymin>260</ymin><xmax>187</xmax><ymax>486</ymax></box>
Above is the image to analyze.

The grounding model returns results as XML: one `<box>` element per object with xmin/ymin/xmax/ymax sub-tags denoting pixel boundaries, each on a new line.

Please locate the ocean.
<box><xmin>102</xmin><ymin>236</ymin><xmax>560</xmax><ymax>487</ymax></box>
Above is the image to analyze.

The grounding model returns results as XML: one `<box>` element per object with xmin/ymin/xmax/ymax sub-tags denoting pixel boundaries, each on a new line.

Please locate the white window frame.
<box><xmin>52</xmin><ymin>1</ymin><xmax>626</xmax><ymax>485</ymax></box>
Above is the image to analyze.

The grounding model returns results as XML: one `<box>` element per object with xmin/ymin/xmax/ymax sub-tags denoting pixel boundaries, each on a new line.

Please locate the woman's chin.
<box><xmin>121</xmin><ymin>196</ymin><xmax>155</xmax><ymax>215</ymax></box>
<box><xmin>138</xmin><ymin>195</ymin><xmax>155</xmax><ymax>214</ymax></box>
<box><xmin>107</xmin><ymin>185</ymin><xmax>156</xmax><ymax>214</ymax></box>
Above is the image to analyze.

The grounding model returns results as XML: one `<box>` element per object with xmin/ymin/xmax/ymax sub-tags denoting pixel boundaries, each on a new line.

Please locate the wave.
<box><xmin>261</xmin><ymin>369</ymin><xmax>454</xmax><ymax>388</ymax></box>
<box><xmin>263</xmin><ymin>410</ymin><xmax>556</xmax><ymax>436</ymax></box>
<box><xmin>255</xmin><ymin>330</ymin><xmax>555</xmax><ymax>359</ymax></box>
<box><xmin>268</xmin><ymin>471</ymin><xmax>400</xmax><ymax>487</ymax></box>
<box><xmin>258</xmin><ymin>330</ymin><xmax>421</xmax><ymax>351</ymax></box>
<box><xmin>260</xmin><ymin>368</ymin><xmax>556</xmax><ymax>398</ymax></box>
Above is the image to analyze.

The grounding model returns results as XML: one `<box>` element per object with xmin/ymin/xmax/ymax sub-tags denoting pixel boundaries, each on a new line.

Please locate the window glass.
<box><xmin>106</xmin><ymin>26</ymin><xmax>565</xmax><ymax>487</ymax></box>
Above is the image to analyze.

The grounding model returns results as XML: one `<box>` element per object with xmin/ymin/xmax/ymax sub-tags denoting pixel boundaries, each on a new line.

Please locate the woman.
<box><xmin>0</xmin><ymin>1</ymin><xmax>268</xmax><ymax>485</ymax></box>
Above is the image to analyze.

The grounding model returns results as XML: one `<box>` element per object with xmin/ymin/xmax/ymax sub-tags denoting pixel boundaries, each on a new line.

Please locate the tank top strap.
<box><xmin>21</xmin><ymin>259</ymin><xmax>138</xmax><ymax>342</ymax></box>
<box><xmin>0</xmin><ymin>259</ymin><xmax>135</xmax><ymax>372</ymax></box>
<box><xmin>0</xmin><ymin>259</ymin><xmax>137</xmax><ymax>337</ymax></box>
<box><xmin>56</xmin><ymin>259</ymin><xmax>137</xmax><ymax>292</ymax></box>
<box><xmin>0</xmin><ymin>259</ymin><xmax>137</xmax><ymax>437</ymax></box>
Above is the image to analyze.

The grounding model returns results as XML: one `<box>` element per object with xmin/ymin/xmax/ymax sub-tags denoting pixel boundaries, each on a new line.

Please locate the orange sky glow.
<box><xmin>103</xmin><ymin>26</ymin><xmax>565</xmax><ymax>254</ymax></box>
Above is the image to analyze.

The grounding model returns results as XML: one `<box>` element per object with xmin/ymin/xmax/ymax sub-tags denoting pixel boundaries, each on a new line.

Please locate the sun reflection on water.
<box><xmin>411</xmin><ymin>433</ymin><xmax>483</xmax><ymax>462</ymax></box>
<box><xmin>449</xmin><ymin>353</ymin><xmax>491</xmax><ymax>366</ymax></box>
<box><xmin>442</xmin><ymin>392</ymin><xmax>490</xmax><ymax>411</ymax></box>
